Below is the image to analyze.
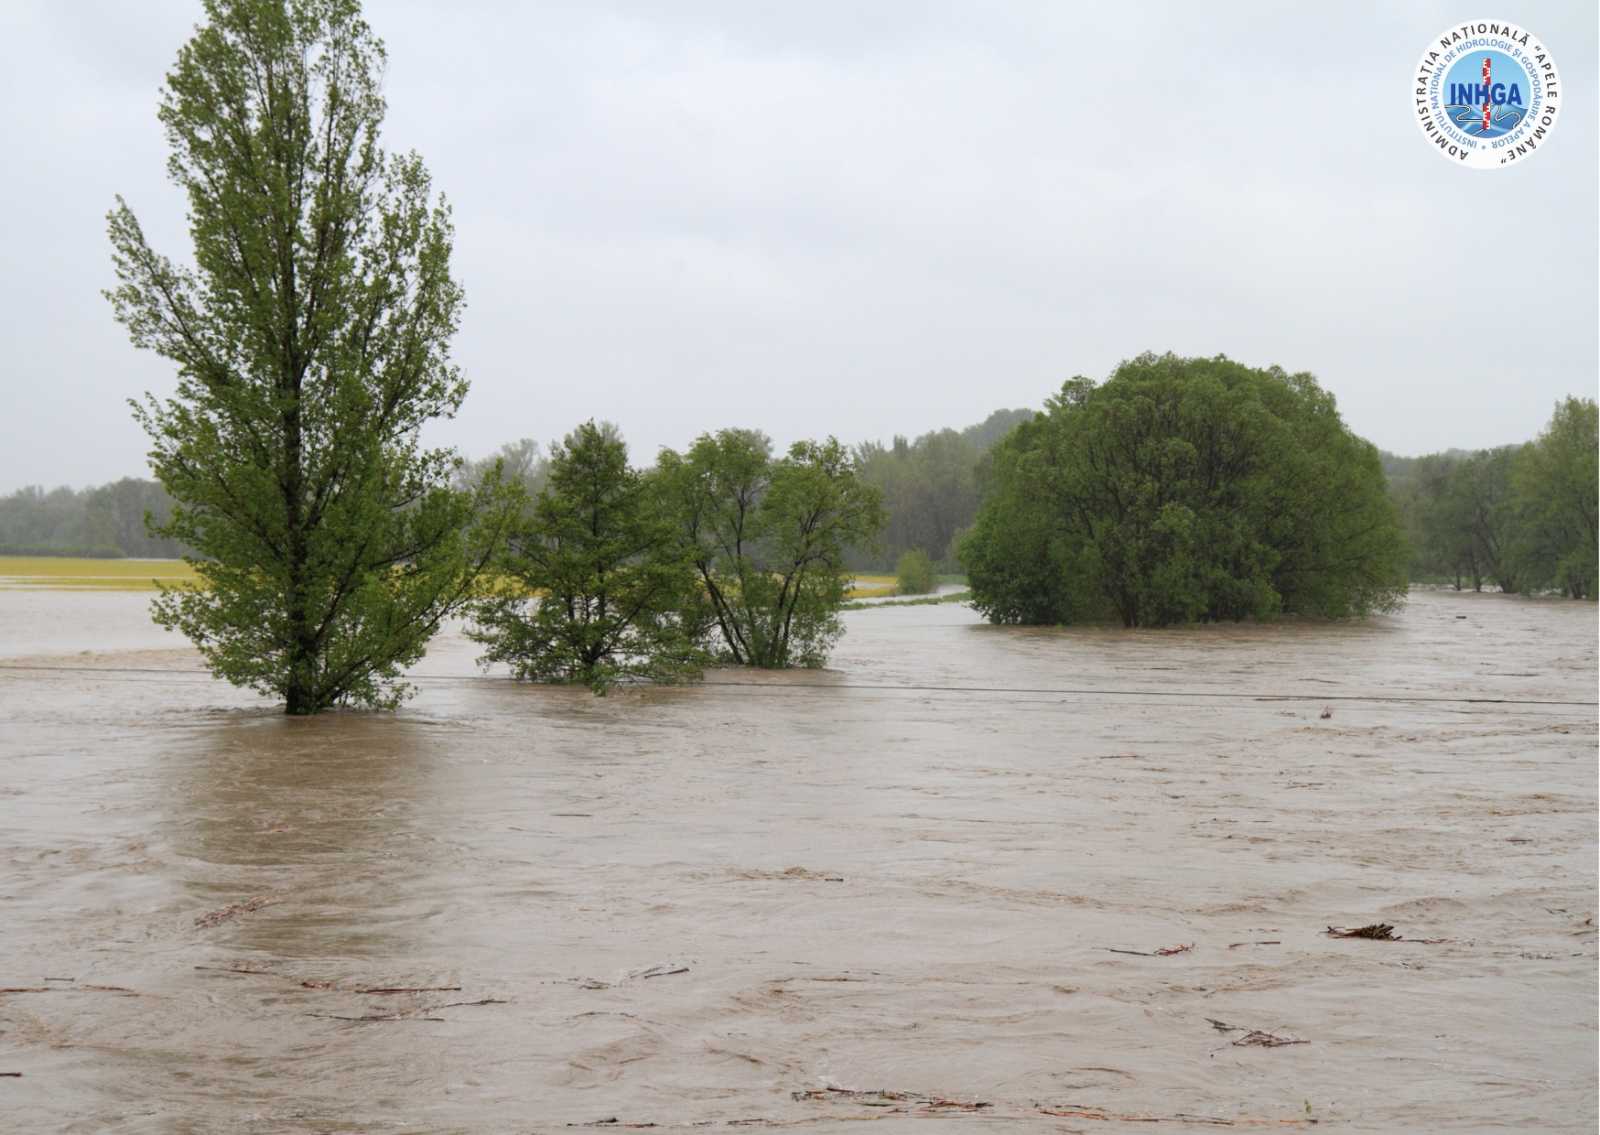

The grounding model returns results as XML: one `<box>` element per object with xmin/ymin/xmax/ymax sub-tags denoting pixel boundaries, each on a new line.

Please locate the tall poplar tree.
<box><xmin>106</xmin><ymin>0</ymin><xmax>505</xmax><ymax>712</ymax></box>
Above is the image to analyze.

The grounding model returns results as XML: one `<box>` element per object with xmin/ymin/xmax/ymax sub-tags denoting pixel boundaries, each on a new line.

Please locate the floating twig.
<box><xmin>1233</xmin><ymin>1029</ymin><xmax>1308</xmax><ymax>1048</ymax></box>
<box><xmin>1</xmin><ymin>984</ymin><xmax>137</xmax><ymax>995</ymax></box>
<box><xmin>305</xmin><ymin>1012</ymin><xmax>444</xmax><ymax>1022</ymax></box>
<box><xmin>628</xmin><ymin>963</ymin><xmax>689</xmax><ymax>980</ymax></box>
<box><xmin>1106</xmin><ymin>943</ymin><xmax>1193</xmax><ymax>957</ymax></box>
<box><xmin>1038</xmin><ymin>1107</ymin><xmax>1235</xmax><ymax>1126</ymax></box>
<box><xmin>792</xmin><ymin>1087</ymin><xmax>990</xmax><ymax>1112</ymax></box>
<box><xmin>1208</xmin><ymin>1018</ymin><xmax>1307</xmax><ymax>1047</ymax></box>
<box><xmin>355</xmin><ymin>985</ymin><xmax>462</xmax><ymax>995</ymax></box>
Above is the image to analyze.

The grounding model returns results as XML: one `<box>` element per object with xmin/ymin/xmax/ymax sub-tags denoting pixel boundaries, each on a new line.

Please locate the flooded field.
<box><xmin>1</xmin><ymin>589</ymin><xmax>1595</xmax><ymax>1132</ymax></box>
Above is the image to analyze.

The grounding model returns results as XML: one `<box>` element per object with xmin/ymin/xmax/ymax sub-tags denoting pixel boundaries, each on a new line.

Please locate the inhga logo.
<box><xmin>1413</xmin><ymin>21</ymin><xmax>1561</xmax><ymax>169</ymax></box>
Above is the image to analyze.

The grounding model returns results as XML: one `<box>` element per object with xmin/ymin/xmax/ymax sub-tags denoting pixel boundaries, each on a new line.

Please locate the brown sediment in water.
<box><xmin>0</xmin><ymin>589</ymin><xmax>1595</xmax><ymax>1131</ymax></box>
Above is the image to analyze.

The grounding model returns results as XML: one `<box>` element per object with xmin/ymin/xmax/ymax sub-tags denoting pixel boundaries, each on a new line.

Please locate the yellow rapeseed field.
<box><xmin>0</xmin><ymin>558</ymin><xmax>903</xmax><ymax>600</ymax></box>
<box><xmin>845</xmin><ymin>573</ymin><xmax>897</xmax><ymax>599</ymax></box>
<box><xmin>0</xmin><ymin>556</ymin><xmax>198</xmax><ymax>591</ymax></box>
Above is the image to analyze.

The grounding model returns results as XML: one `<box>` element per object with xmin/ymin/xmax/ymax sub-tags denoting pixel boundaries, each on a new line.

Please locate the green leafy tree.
<box><xmin>1513</xmin><ymin>397</ymin><xmax>1598</xmax><ymax>598</ymax></box>
<box><xmin>895</xmin><ymin>548</ymin><xmax>936</xmax><ymax>595</ymax></box>
<box><xmin>106</xmin><ymin>0</ymin><xmax>509</xmax><ymax>712</ymax></box>
<box><xmin>961</xmin><ymin>353</ymin><xmax>1408</xmax><ymax>627</ymax></box>
<box><xmin>1406</xmin><ymin>453</ymin><xmax>1480</xmax><ymax>589</ymax></box>
<box><xmin>470</xmin><ymin>422</ymin><xmax>703</xmax><ymax>693</ymax></box>
<box><xmin>659</xmin><ymin>431</ymin><xmax>885</xmax><ymax>668</ymax></box>
<box><xmin>1454</xmin><ymin>448</ymin><xmax>1524</xmax><ymax>593</ymax></box>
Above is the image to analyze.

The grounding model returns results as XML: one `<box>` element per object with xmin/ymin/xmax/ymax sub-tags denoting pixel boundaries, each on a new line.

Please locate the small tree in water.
<box><xmin>106</xmin><ymin>0</ymin><xmax>509</xmax><ymax>712</ymax></box>
<box><xmin>658</xmin><ymin>431</ymin><xmax>885</xmax><ymax>668</ymax></box>
<box><xmin>895</xmin><ymin>549</ymin><xmax>936</xmax><ymax>595</ymax></box>
<box><xmin>471</xmin><ymin>422</ymin><xmax>705</xmax><ymax>693</ymax></box>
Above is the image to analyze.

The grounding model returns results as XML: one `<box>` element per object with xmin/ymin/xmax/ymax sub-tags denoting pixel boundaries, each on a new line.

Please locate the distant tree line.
<box><xmin>1383</xmin><ymin>398</ymin><xmax>1597</xmax><ymax>598</ymax></box>
<box><xmin>0</xmin><ymin>479</ymin><xmax>183</xmax><ymax>558</ymax></box>
<box><xmin>847</xmin><ymin>407</ymin><xmax>1032</xmax><ymax>571</ymax></box>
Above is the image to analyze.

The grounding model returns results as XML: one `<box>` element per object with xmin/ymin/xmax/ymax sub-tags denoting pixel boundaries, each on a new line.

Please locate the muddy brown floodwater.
<box><xmin>1</xmin><ymin>589</ymin><xmax>1595</xmax><ymax>1133</ymax></box>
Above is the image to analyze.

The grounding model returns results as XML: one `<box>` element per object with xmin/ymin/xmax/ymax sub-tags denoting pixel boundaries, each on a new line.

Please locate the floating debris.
<box><xmin>1208</xmin><ymin>1018</ymin><xmax>1309</xmax><ymax>1048</ymax></box>
<box><xmin>1327</xmin><ymin>923</ymin><xmax>1396</xmax><ymax>940</ymax></box>
<box><xmin>627</xmin><ymin>962</ymin><xmax>690</xmax><ymax>981</ymax></box>
<box><xmin>792</xmin><ymin>1087</ymin><xmax>991</xmax><ymax>1112</ymax></box>
<box><xmin>194</xmin><ymin>896</ymin><xmax>278</xmax><ymax>929</ymax></box>
<box><xmin>1107</xmin><ymin>942</ymin><xmax>1194</xmax><ymax>957</ymax></box>
<box><xmin>1233</xmin><ymin>1029</ymin><xmax>1309</xmax><ymax>1048</ymax></box>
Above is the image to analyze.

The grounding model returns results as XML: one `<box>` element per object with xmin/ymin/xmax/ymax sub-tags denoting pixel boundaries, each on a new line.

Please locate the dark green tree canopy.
<box><xmin>961</xmin><ymin>353</ymin><xmax>1409</xmax><ymax>627</ymax></box>
<box><xmin>107</xmin><ymin>0</ymin><xmax>506</xmax><ymax>712</ymax></box>
<box><xmin>470</xmin><ymin>421</ymin><xmax>703</xmax><ymax>693</ymax></box>
<box><xmin>1511</xmin><ymin>398</ymin><xmax>1597</xmax><ymax>599</ymax></box>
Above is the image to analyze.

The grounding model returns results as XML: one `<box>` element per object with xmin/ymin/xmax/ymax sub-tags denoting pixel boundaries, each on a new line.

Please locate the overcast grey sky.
<box><xmin>1</xmin><ymin>1</ymin><xmax>1595</xmax><ymax>491</ymax></box>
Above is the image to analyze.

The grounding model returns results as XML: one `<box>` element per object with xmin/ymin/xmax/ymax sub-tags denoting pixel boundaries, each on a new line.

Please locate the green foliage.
<box><xmin>961</xmin><ymin>353</ymin><xmax>1409</xmax><ymax>627</ymax></box>
<box><xmin>106</xmin><ymin>0</ymin><xmax>511</xmax><ymax>712</ymax></box>
<box><xmin>1511</xmin><ymin>398</ymin><xmax>1597</xmax><ymax>598</ymax></box>
<box><xmin>470</xmin><ymin>422</ymin><xmax>703</xmax><ymax>693</ymax></box>
<box><xmin>1385</xmin><ymin>399</ymin><xmax>1596</xmax><ymax>598</ymax></box>
<box><xmin>0</xmin><ymin>480</ymin><xmax>182</xmax><ymax>558</ymax></box>
<box><xmin>658</xmin><ymin>431</ymin><xmax>885</xmax><ymax>668</ymax></box>
<box><xmin>850</xmin><ymin>408</ymin><xmax>1031</xmax><ymax>571</ymax></box>
<box><xmin>895</xmin><ymin>548</ymin><xmax>936</xmax><ymax>595</ymax></box>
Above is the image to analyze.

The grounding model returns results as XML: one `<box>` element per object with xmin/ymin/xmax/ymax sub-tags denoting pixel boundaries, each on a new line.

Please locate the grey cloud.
<box><xmin>1</xmin><ymin>1</ymin><xmax>1594</xmax><ymax>490</ymax></box>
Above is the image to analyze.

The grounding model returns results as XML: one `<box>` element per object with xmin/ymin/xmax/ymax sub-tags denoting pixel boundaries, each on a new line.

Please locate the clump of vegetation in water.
<box><xmin>895</xmin><ymin>549</ymin><xmax>935</xmax><ymax>595</ymax></box>
<box><xmin>656</xmin><ymin>430</ymin><xmax>884</xmax><ymax>668</ymax></box>
<box><xmin>470</xmin><ymin>422</ymin><xmax>704</xmax><ymax>694</ymax></box>
<box><xmin>960</xmin><ymin>353</ymin><xmax>1410</xmax><ymax>627</ymax></box>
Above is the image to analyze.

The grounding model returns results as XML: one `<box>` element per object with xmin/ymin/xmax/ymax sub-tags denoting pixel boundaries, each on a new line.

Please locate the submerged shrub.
<box><xmin>960</xmin><ymin>353</ymin><xmax>1409</xmax><ymax>627</ymax></box>
<box><xmin>656</xmin><ymin>431</ymin><xmax>885</xmax><ymax>668</ymax></box>
<box><xmin>471</xmin><ymin>422</ymin><xmax>703</xmax><ymax>693</ymax></box>
<box><xmin>895</xmin><ymin>549</ymin><xmax>935</xmax><ymax>595</ymax></box>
